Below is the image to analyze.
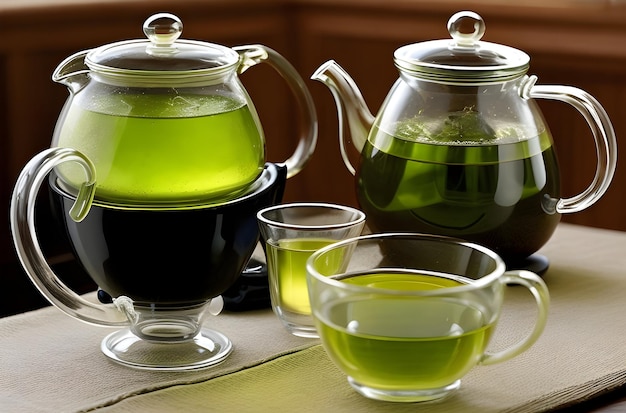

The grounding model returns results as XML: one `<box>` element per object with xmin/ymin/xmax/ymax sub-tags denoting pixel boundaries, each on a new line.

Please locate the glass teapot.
<box><xmin>312</xmin><ymin>11</ymin><xmax>616</xmax><ymax>270</ymax></box>
<box><xmin>9</xmin><ymin>13</ymin><xmax>316</xmax><ymax>371</ymax></box>
<box><xmin>52</xmin><ymin>12</ymin><xmax>316</xmax><ymax>207</ymax></box>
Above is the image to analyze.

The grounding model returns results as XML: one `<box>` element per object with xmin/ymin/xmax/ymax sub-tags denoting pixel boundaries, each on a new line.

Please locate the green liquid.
<box><xmin>54</xmin><ymin>94</ymin><xmax>264</xmax><ymax>205</ymax></box>
<box><xmin>357</xmin><ymin>122</ymin><xmax>561</xmax><ymax>260</ymax></box>
<box><xmin>316</xmin><ymin>272</ymin><xmax>494</xmax><ymax>390</ymax></box>
<box><xmin>266</xmin><ymin>238</ymin><xmax>336</xmax><ymax>314</ymax></box>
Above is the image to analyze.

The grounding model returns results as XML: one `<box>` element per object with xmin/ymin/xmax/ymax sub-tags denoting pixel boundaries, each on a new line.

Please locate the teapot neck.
<box><xmin>398</xmin><ymin>69</ymin><xmax>528</xmax><ymax>89</ymax></box>
<box><xmin>88</xmin><ymin>69</ymin><xmax>237</xmax><ymax>88</ymax></box>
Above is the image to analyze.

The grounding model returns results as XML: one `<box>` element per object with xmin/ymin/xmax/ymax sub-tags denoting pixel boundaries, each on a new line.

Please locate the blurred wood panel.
<box><xmin>2</xmin><ymin>0</ymin><xmax>626</xmax><ymax>315</ymax></box>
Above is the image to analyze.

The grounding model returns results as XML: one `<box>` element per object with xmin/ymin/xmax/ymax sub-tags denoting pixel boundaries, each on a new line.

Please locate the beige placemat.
<box><xmin>0</xmin><ymin>303</ymin><xmax>316</xmax><ymax>413</ymax></box>
<box><xmin>85</xmin><ymin>344</ymin><xmax>626</xmax><ymax>413</ymax></box>
<box><xmin>87</xmin><ymin>232</ymin><xmax>626</xmax><ymax>413</ymax></box>
<box><xmin>3</xmin><ymin>224</ymin><xmax>626</xmax><ymax>412</ymax></box>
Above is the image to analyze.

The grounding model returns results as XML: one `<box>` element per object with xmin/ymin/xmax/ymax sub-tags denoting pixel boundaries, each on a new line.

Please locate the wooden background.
<box><xmin>2</xmin><ymin>0</ymin><xmax>625</xmax><ymax>315</ymax></box>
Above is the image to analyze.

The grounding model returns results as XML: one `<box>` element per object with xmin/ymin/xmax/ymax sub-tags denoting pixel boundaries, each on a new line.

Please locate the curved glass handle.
<box><xmin>10</xmin><ymin>147</ymin><xmax>128</xmax><ymax>326</ymax></box>
<box><xmin>524</xmin><ymin>76</ymin><xmax>617</xmax><ymax>214</ymax></box>
<box><xmin>480</xmin><ymin>270</ymin><xmax>550</xmax><ymax>366</ymax></box>
<box><xmin>234</xmin><ymin>45</ymin><xmax>318</xmax><ymax>179</ymax></box>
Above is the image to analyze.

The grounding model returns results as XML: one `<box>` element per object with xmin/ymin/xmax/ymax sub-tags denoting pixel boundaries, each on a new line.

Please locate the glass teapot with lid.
<box><xmin>312</xmin><ymin>11</ymin><xmax>616</xmax><ymax>269</ymax></box>
<box><xmin>52</xmin><ymin>12</ymin><xmax>316</xmax><ymax>208</ymax></box>
<box><xmin>8</xmin><ymin>13</ymin><xmax>316</xmax><ymax>371</ymax></box>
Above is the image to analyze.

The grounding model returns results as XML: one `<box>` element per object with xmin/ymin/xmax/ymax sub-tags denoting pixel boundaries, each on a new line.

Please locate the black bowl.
<box><xmin>49</xmin><ymin>163</ymin><xmax>286</xmax><ymax>306</ymax></box>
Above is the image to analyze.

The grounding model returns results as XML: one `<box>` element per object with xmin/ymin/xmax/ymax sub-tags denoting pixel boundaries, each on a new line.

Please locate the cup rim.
<box><xmin>306</xmin><ymin>232</ymin><xmax>506</xmax><ymax>296</ymax></box>
<box><xmin>256</xmin><ymin>202</ymin><xmax>366</xmax><ymax>230</ymax></box>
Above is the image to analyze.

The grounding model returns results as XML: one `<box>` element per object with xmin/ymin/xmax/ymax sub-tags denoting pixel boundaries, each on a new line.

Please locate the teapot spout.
<box><xmin>311</xmin><ymin>60</ymin><xmax>375</xmax><ymax>175</ymax></box>
<box><xmin>52</xmin><ymin>50</ymin><xmax>90</xmax><ymax>93</ymax></box>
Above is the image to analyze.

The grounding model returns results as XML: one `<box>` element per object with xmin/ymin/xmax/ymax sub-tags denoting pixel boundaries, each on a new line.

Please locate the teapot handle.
<box><xmin>234</xmin><ymin>45</ymin><xmax>317</xmax><ymax>179</ymax></box>
<box><xmin>523</xmin><ymin>76</ymin><xmax>617</xmax><ymax>214</ymax></box>
<box><xmin>10</xmin><ymin>148</ymin><xmax>128</xmax><ymax>326</ymax></box>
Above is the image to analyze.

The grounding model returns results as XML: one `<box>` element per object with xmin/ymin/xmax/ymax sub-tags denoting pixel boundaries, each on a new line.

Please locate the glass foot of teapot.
<box><xmin>91</xmin><ymin>290</ymin><xmax>233</xmax><ymax>369</ymax></box>
<box><xmin>100</xmin><ymin>297</ymin><xmax>232</xmax><ymax>371</ymax></box>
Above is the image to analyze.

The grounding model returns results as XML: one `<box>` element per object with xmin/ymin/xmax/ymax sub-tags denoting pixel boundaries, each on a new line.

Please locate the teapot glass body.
<box><xmin>312</xmin><ymin>11</ymin><xmax>616</xmax><ymax>267</ymax></box>
<box><xmin>50</xmin><ymin>13</ymin><xmax>317</xmax><ymax>208</ymax></box>
<box><xmin>52</xmin><ymin>72</ymin><xmax>265</xmax><ymax>207</ymax></box>
<box><xmin>357</xmin><ymin>76</ymin><xmax>561</xmax><ymax>262</ymax></box>
<box><xmin>9</xmin><ymin>13</ymin><xmax>318</xmax><ymax>370</ymax></box>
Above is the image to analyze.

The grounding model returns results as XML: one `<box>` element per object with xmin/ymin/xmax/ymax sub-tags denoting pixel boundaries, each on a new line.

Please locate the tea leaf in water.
<box><xmin>395</xmin><ymin>119</ymin><xmax>429</xmax><ymax>141</ymax></box>
<box><xmin>435</xmin><ymin>107</ymin><xmax>496</xmax><ymax>143</ymax></box>
<box><xmin>393</xmin><ymin>107</ymin><xmax>498</xmax><ymax>144</ymax></box>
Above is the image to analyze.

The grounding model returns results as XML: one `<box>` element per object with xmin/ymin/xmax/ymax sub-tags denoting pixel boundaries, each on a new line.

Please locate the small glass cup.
<box><xmin>307</xmin><ymin>233</ymin><xmax>550</xmax><ymax>402</ymax></box>
<box><xmin>257</xmin><ymin>203</ymin><xmax>366</xmax><ymax>338</ymax></box>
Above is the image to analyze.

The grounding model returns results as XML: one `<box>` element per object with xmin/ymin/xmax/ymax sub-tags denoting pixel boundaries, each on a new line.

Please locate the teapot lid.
<box><xmin>394</xmin><ymin>11</ymin><xmax>530</xmax><ymax>84</ymax></box>
<box><xmin>84</xmin><ymin>13</ymin><xmax>240</xmax><ymax>85</ymax></box>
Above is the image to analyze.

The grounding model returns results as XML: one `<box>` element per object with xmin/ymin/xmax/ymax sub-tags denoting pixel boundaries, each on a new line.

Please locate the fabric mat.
<box><xmin>3</xmin><ymin>224</ymin><xmax>626</xmax><ymax>412</ymax></box>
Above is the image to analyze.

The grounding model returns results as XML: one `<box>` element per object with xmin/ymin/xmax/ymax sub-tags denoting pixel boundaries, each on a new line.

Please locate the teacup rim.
<box><xmin>306</xmin><ymin>232</ymin><xmax>507</xmax><ymax>296</ymax></box>
<box><xmin>257</xmin><ymin>202</ymin><xmax>366</xmax><ymax>230</ymax></box>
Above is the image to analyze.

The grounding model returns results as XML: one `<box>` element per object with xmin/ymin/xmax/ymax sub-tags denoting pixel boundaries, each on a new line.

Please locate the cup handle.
<box><xmin>10</xmin><ymin>147</ymin><xmax>129</xmax><ymax>326</ymax></box>
<box><xmin>479</xmin><ymin>270</ymin><xmax>550</xmax><ymax>366</ymax></box>
<box><xmin>522</xmin><ymin>76</ymin><xmax>617</xmax><ymax>214</ymax></box>
<box><xmin>234</xmin><ymin>44</ymin><xmax>318</xmax><ymax>179</ymax></box>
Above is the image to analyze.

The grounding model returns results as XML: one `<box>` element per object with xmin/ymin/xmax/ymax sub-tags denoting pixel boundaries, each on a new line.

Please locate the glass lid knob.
<box><xmin>143</xmin><ymin>13</ymin><xmax>183</xmax><ymax>54</ymax></box>
<box><xmin>447</xmin><ymin>11</ymin><xmax>485</xmax><ymax>48</ymax></box>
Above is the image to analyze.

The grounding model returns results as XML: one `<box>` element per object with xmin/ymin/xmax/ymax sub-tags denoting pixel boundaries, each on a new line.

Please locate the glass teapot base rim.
<box><xmin>505</xmin><ymin>253</ymin><xmax>549</xmax><ymax>276</ymax></box>
<box><xmin>101</xmin><ymin>326</ymin><xmax>233</xmax><ymax>371</ymax></box>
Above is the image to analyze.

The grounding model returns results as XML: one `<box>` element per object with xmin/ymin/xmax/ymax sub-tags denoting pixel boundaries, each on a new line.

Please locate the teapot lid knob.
<box><xmin>447</xmin><ymin>11</ymin><xmax>485</xmax><ymax>48</ymax></box>
<box><xmin>393</xmin><ymin>10</ymin><xmax>529</xmax><ymax>83</ymax></box>
<box><xmin>79</xmin><ymin>12</ymin><xmax>240</xmax><ymax>83</ymax></box>
<box><xmin>143</xmin><ymin>13</ymin><xmax>183</xmax><ymax>54</ymax></box>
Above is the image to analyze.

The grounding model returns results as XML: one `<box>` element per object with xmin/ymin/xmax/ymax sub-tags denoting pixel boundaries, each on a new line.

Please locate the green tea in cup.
<box><xmin>258</xmin><ymin>203</ymin><xmax>366</xmax><ymax>338</ymax></box>
<box><xmin>317</xmin><ymin>271</ymin><xmax>494</xmax><ymax>395</ymax></box>
<box><xmin>265</xmin><ymin>238</ymin><xmax>337</xmax><ymax>314</ymax></box>
<box><xmin>307</xmin><ymin>233</ymin><xmax>549</xmax><ymax>402</ymax></box>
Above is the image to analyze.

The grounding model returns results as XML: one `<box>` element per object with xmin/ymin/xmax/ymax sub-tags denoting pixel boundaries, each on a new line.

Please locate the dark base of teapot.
<box><xmin>222</xmin><ymin>257</ymin><xmax>271</xmax><ymax>311</ymax></box>
<box><xmin>95</xmin><ymin>257</ymin><xmax>272</xmax><ymax>312</ymax></box>
<box><xmin>505</xmin><ymin>254</ymin><xmax>549</xmax><ymax>276</ymax></box>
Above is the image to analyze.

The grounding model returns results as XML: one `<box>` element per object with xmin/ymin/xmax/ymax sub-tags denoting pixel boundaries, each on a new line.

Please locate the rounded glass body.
<box><xmin>306</xmin><ymin>232</ymin><xmax>549</xmax><ymax>402</ymax></box>
<box><xmin>356</xmin><ymin>77</ymin><xmax>561</xmax><ymax>262</ymax></box>
<box><xmin>52</xmin><ymin>75</ymin><xmax>265</xmax><ymax>207</ymax></box>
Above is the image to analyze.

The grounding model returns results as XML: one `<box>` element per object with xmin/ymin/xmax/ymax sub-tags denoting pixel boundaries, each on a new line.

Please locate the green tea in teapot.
<box><xmin>356</xmin><ymin>110</ymin><xmax>561</xmax><ymax>261</ymax></box>
<box><xmin>54</xmin><ymin>93</ymin><xmax>265</xmax><ymax>206</ymax></box>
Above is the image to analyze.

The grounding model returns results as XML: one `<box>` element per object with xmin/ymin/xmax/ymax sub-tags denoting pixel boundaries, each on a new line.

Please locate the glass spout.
<box><xmin>311</xmin><ymin>60</ymin><xmax>375</xmax><ymax>175</ymax></box>
<box><xmin>52</xmin><ymin>50</ymin><xmax>90</xmax><ymax>93</ymax></box>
